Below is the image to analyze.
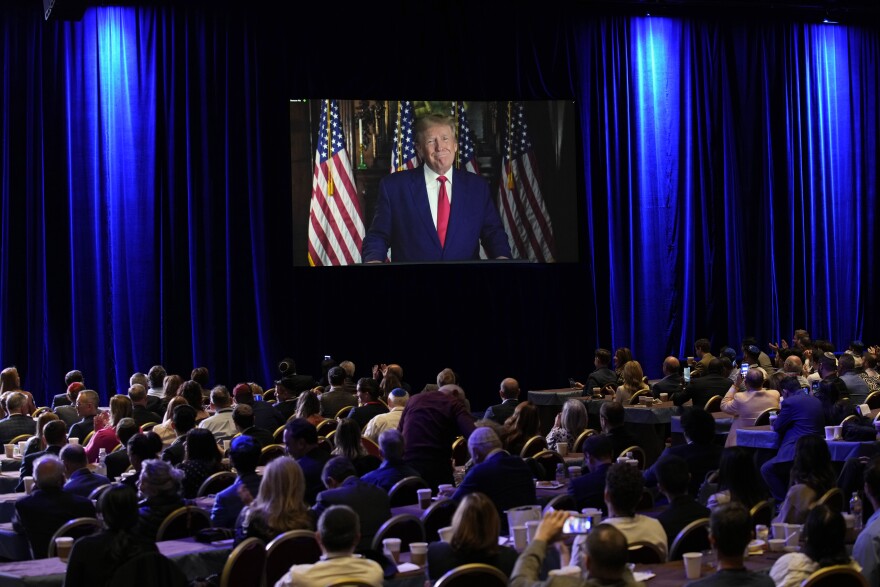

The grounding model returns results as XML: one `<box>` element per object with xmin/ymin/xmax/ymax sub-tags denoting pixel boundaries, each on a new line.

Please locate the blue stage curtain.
<box><xmin>576</xmin><ymin>17</ymin><xmax>879</xmax><ymax>373</ymax></box>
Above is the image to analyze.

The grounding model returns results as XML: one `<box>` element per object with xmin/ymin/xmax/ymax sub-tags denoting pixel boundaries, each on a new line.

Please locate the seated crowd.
<box><xmin>0</xmin><ymin>335</ymin><xmax>876</xmax><ymax>586</ymax></box>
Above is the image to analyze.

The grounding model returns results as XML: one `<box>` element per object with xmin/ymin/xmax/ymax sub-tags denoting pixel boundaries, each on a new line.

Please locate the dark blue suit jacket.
<box><xmin>772</xmin><ymin>393</ymin><xmax>825</xmax><ymax>461</ymax></box>
<box><xmin>311</xmin><ymin>476</ymin><xmax>392</xmax><ymax>551</ymax></box>
<box><xmin>362</xmin><ymin>167</ymin><xmax>511</xmax><ymax>262</ymax></box>
<box><xmin>451</xmin><ymin>451</ymin><xmax>536</xmax><ymax>532</ymax></box>
<box><xmin>13</xmin><ymin>488</ymin><xmax>96</xmax><ymax>558</ymax></box>
<box><xmin>643</xmin><ymin>442</ymin><xmax>722</xmax><ymax>497</ymax></box>
<box><xmin>568</xmin><ymin>461</ymin><xmax>610</xmax><ymax>513</ymax></box>
<box><xmin>360</xmin><ymin>459</ymin><xmax>423</xmax><ymax>493</ymax></box>
<box><xmin>211</xmin><ymin>472</ymin><xmax>262</xmax><ymax>529</ymax></box>
<box><xmin>63</xmin><ymin>468</ymin><xmax>111</xmax><ymax>499</ymax></box>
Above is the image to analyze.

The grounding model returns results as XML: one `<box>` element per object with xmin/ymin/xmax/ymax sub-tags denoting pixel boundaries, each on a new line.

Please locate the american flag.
<box><xmin>498</xmin><ymin>101</ymin><xmax>556</xmax><ymax>262</ymax></box>
<box><xmin>308</xmin><ymin>99</ymin><xmax>366</xmax><ymax>266</ymax></box>
<box><xmin>453</xmin><ymin>102</ymin><xmax>480</xmax><ymax>175</ymax></box>
<box><xmin>390</xmin><ymin>101</ymin><xmax>420</xmax><ymax>173</ymax></box>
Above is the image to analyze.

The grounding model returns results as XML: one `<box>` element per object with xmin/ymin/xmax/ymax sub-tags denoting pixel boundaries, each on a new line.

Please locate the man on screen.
<box><xmin>361</xmin><ymin>114</ymin><xmax>511</xmax><ymax>263</ymax></box>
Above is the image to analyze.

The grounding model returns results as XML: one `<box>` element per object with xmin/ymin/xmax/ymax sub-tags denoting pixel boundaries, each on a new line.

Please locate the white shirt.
<box><xmin>198</xmin><ymin>408</ymin><xmax>237</xmax><ymax>439</ymax></box>
<box><xmin>362</xmin><ymin>406</ymin><xmax>404</xmax><ymax>443</ymax></box>
<box><xmin>422</xmin><ymin>165</ymin><xmax>453</xmax><ymax>229</ymax></box>
<box><xmin>570</xmin><ymin>514</ymin><xmax>668</xmax><ymax>565</ymax></box>
<box><xmin>275</xmin><ymin>554</ymin><xmax>384</xmax><ymax>587</ymax></box>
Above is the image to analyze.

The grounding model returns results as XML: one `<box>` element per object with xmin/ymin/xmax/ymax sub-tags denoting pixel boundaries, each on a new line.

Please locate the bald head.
<box><xmin>585</xmin><ymin>524</ymin><xmax>629</xmax><ymax>580</ymax></box>
<box><xmin>662</xmin><ymin>357</ymin><xmax>680</xmax><ymax>376</ymax></box>
<box><xmin>500</xmin><ymin>378</ymin><xmax>520</xmax><ymax>399</ymax></box>
<box><xmin>439</xmin><ymin>384</ymin><xmax>466</xmax><ymax>405</ymax></box>
<box><xmin>34</xmin><ymin>456</ymin><xmax>66</xmax><ymax>491</ymax></box>
<box><xmin>468</xmin><ymin>427</ymin><xmax>502</xmax><ymax>463</ymax></box>
<box><xmin>783</xmin><ymin>355</ymin><xmax>803</xmax><ymax>376</ymax></box>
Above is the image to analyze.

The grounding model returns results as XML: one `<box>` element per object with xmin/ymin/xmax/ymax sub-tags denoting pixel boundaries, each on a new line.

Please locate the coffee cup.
<box><xmin>785</xmin><ymin>524</ymin><xmax>802</xmax><ymax>546</ymax></box>
<box><xmin>55</xmin><ymin>537</ymin><xmax>74</xmax><ymax>562</ymax></box>
<box><xmin>409</xmin><ymin>542</ymin><xmax>428</xmax><ymax>566</ymax></box>
<box><xmin>769</xmin><ymin>414</ymin><xmax>778</xmax><ymax>425</ymax></box>
<box><xmin>617</xmin><ymin>456</ymin><xmax>629</xmax><ymax>464</ymax></box>
<box><xmin>68</xmin><ymin>437</ymin><xmax>79</xmax><ymax>446</ymax></box>
<box><xmin>417</xmin><ymin>488</ymin><xmax>432</xmax><ymax>509</ymax></box>
<box><xmin>568</xmin><ymin>466</ymin><xmax>582</xmax><ymax>478</ymax></box>
<box><xmin>683</xmin><ymin>552</ymin><xmax>702</xmax><ymax>579</ymax></box>
<box><xmin>768</xmin><ymin>538</ymin><xmax>786</xmax><ymax>552</ymax></box>
<box><xmin>3</xmin><ymin>444</ymin><xmax>13</xmax><ymax>459</ymax></box>
<box><xmin>382</xmin><ymin>538</ymin><xmax>401</xmax><ymax>563</ymax></box>
<box><xmin>659</xmin><ymin>393</ymin><xmax>668</xmax><ymax>402</ymax></box>
<box><xmin>843</xmin><ymin>513</ymin><xmax>855</xmax><ymax>529</ymax></box>
<box><xmin>512</xmin><ymin>525</ymin><xmax>527</xmax><ymax>550</ymax></box>
<box><xmin>438</xmin><ymin>526</ymin><xmax>454</xmax><ymax>542</ymax></box>
<box><xmin>772</xmin><ymin>522</ymin><xmax>786</xmax><ymax>540</ymax></box>
<box><xmin>834</xmin><ymin>426</ymin><xmax>843</xmax><ymax>439</ymax></box>
<box><xmin>824</xmin><ymin>426</ymin><xmax>836</xmax><ymax>441</ymax></box>
<box><xmin>23</xmin><ymin>476</ymin><xmax>35</xmax><ymax>495</ymax></box>
<box><xmin>526</xmin><ymin>520</ymin><xmax>541</xmax><ymax>542</ymax></box>
<box><xmin>592</xmin><ymin>387</ymin><xmax>601</xmax><ymax>397</ymax></box>
<box><xmin>18</xmin><ymin>441</ymin><xmax>27</xmax><ymax>456</ymax></box>
<box><xmin>557</xmin><ymin>442</ymin><xmax>569</xmax><ymax>457</ymax></box>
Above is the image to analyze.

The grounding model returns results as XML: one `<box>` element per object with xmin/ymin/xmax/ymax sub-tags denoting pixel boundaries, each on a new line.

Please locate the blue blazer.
<box><xmin>772</xmin><ymin>393</ymin><xmax>826</xmax><ymax>462</ymax></box>
<box><xmin>568</xmin><ymin>461</ymin><xmax>611</xmax><ymax>513</ymax></box>
<box><xmin>63</xmin><ymin>468</ymin><xmax>111</xmax><ymax>499</ymax></box>
<box><xmin>451</xmin><ymin>451</ymin><xmax>536</xmax><ymax>532</ymax></box>
<box><xmin>211</xmin><ymin>473</ymin><xmax>262</xmax><ymax>529</ymax></box>
<box><xmin>362</xmin><ymin>167</ymin><xmax>511</xmax><ymax>262</ymax></box>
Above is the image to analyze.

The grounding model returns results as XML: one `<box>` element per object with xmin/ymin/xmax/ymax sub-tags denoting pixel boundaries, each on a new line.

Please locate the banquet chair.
<box><xmin>543</xmin><ymin>494</ymin><xmax>577</xmax><ymax>515</ymax></box>
<box><xmin>703</xmin><ymin>395</ymin><xmax>722</xmax><ymax>412</ymax></box>
<box><xmin>109</xmin><ymin>551</ymin><xmax>188</xmax><ymax>586</ymax></box>
<box><xmin>452</xmin><ymin>437</ymin><xmax>469</xmax><ymax>466</ymax></box>
<box><xmin>335</xmin><ymin>406</ymin><xmax>354</xmax><ymax>419</ymax></box>
<box><xmin>749</xmin><ymin>500</ymin><xmax>773</xmax><ymax>527</ymax></box>
<box><xmin>753</xmin><ymin>408</ymin><xmax>776</xmax><ymax>427</ymax></box>
<box><xmin>866</xmin><ymin>392</ymin><xmax>880</xmax><ymax>411</ymax></box>
<box><xmin>265</xmin><ymin>530</ymin><xmax>321</xmax><ymax>586</ymax></box>
<box><xmin>219</xmin><ymin>537</ymin><xmax>266</xmax><ymax>587</ymax></box>
<box><xmin>388</xmin><ymin>476</ymin><xmax>430</xmax><ymax>507</ymax></box>
<box><xmin>618</xmin><ymin>446</ymin><xmax>646</xmax><ymax>470</ymax></box>
<box><xmin>156</xmin><ymin>506</ymin><xmax>211</xmax><ymax>541</ymax></box>
<box><xmin>371</xmin><ymin>514</ymin><xmax>425</xmax><ymax>552</ymax></box>
<box><xmin>140</xmin><ymin>422</ymin><xmax>157</xmax><ymax>432</ymax></box>
<box><xmin>197</xmin><ymin>471</ymin><xmax>237</xmax><ymax>497</ymax></box>
<box><xmin>667</xmin><ymin>518</ymin><xmax>710</xmax><ymax>561</ymax></box>
<box><xmin>361</xmin><ymin>436</ymin><xmax>381</xmax><ymax>458</ymax></box>
<box><xmin>47</xmin><ymin>517</ymin><xmax>102</xmax><ymax>557</ymax></box>
<box><xmin>626</xmin><ymin>541</ymin><xmax>665</xmax><ymax>564</ymax></box>
<box><xmin>520</xmin><ymin>436</ymin><xmax>548</xmax><ymax>458</ymax></box>
<box><xmin>258</xmin><ymin>444</ymin><xmax>286</xmax><ymax>466</ymax></box>
<box><xmin>434</xmin><ymin>563</ymin><xmax>508</xmax><ymax>587</ymax></box>
<box><xmin>801</xmin><ymin>564</ymin><xmax>868</xmax><ymax>587</ymax></box>
<box><xmin>532</xmin><ymin>449</ymin><xmax>566</xmax><ymax>482</ymax></box>
<box><xmin>815</xmin><ymin>487</ymin><xmax>844</xmax><ymax>513</ymax></box>
<box><xmin>629</xmin><ymin>390</ymin><xmax>650</xmax><ymax>405</ymax></box>
<box><xmin>315</xmin><ymin>418</ymin><xmax>338</xmax><ymax>437</ymax></box>
<box><xmin>422</xmin><ymin>498</ymin><xmax>458</xmax><ymax>543</ymax></box>
<box><xmin>273</xmin><ymin>425</ymin><xmax>286</xmax><ymax>443</ymax></box>
<box><xmin>572</xmin><ymin>429</ymin><xmax>597</xmax><ymax>453</ymax></box>
<box><xmin>88</xmin><ymin>483</ymin><xmax>112</xmax><ymax>501</ymax></box>
<box><xmin>8</xmin><ymin>434</ymin><xmax>32</xmax><ymax>445</ymax></box>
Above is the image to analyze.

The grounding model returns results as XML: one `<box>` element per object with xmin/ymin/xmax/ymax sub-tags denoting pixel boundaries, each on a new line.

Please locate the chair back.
<box><xmin>667</xmin><ymin>517</ymin><xmax>710</xmax><ymax>561</ymax></box>
<box><xmin>572</xmin><ymin>429</ymin><xmax>597</xmax><ymax>453</ymax></box>
<box><xmin>197</xmin><ymin>471</ymin><xmax>237</xmax><ymax>497</ymax></box>
<box><xmin>335</xmin><ymin>406</ymin><xmax>354</xmax><ymax>419</ymax></box>
<box><xmin>703</xmin><ymin>395</ymin><xmax>722</xmax><ymax>412</ymax></box>
<box><xmin>265</xmin><ymin>530</ymin><xmax>321</xmax><ymax>586</ymax></box>
<box><xmin>866</xmin><ymin>392</ymin><xmax>880</xmax><ymax>411</ymax></box>
<box><xmin>88</xmin><ymin>483</ymin><xmax>112</xmax><ymax>502</ymax></box>
<box><xmin>617</xmin><ymin>446</ymin><xmax>646</xmax><ymax>470</ymax></box>
<box><xmin>753</xmin><ymin>408</ymin><xmax>777</xmax><ymax>427</ymax></box>
<box><xmin>139</xmin><ymin>422</ymin><xmax>157</xmax><ymax>432</ymax></box>
<box><xmin>361</xmin><ymin>436</ymin><xmax>381</xmax><ymax>458</ymax></box>
<box><xmin>543</xmin><ymin>494</ymin><xmax>577</xmax><ymax>515</ymax></box>
<box><xmin>263</xmin><ymin>388</ymin><xmax>276</xmax><ymax>402</ymax></box>
<box><xmin>388</xmin><ymin>476</ymin><xmax>430</xmax><ymax>507</ymax></box>
<box><xmin>315</xmin><ymin>418</ymin><xmax>337</xmax><ymax>437</ymax></box>
<box><xmin>815</xmin><ymin>487</ymin><xmax>844</xmax><ymax>513</ymax></box>
<box><xmin>32</xmin><ymin>407</ymin><xmax>49</xmax><ymax>418</ymax></box>
<box><xmin>370</xmin><ymin>514</ymin><xmax>426</xmax><ymax>552</ymax></box>
<box><xmin>452</xmin><ymin>436</ymin><xmax>469</xmax><ymax>466</ymax></box>
<box><xmin>324</xmin><ymin>580</ymin><xmax>379</xmax><ymax>587</ymax></box>
<box><xmin>8</xmin><ymin>434</ymin><xmax>33</xmax><ymax>445</ymax></box>
<box><xmin>421</xmin><ymin>498</ymin><xmax>458</xmax><ymax>542</ymax></box>
<box><xmin>626</xmin><ymin>541</ymin><xmax>665</xmax><ymax>564</ymax></box>
<box><xmin>434</xmin><ymin>563</ymin><xmax>508</xmax><ymax>587</ymax></box>
<box><xmin>749</xmin><ymin>499</ymin><xmax>773</xmax><ymax>527</ymax></box>
<box><xmin>801</xmin><ymin>564</ymin><xmax>869</xmax><ymax>587</ymax></box>
<box><xmin>258</xmin><ymin>443</ymin><xmax>286</xmax><ymax>466</ymax></box>
<box><xmin>47</xmin><ymin>517</ymin><xmax>102</xmax><ymax>557</ymax></box>
<box><xmin>520</xmin><ymin>435</ymin><xmax>548</xmax><ymax>458</ymax></box>
<box><xmin>629</xmin><ymin>390</ymin><xmax>650</xmax><ymax>405</ymax></box>
<box><xmin>273</xmin><ymin>424</ymin><xmax>286</xmax><ymax>444</ymax></box>
<box><xmin>324</xmin><ymin>429</ymin><xmax>337</xmax><ymax>448</ymax></box>
<box><xmin>156</xmin><ymin>506</ymin><xmax>211</xmax><ymax>541</ymax></box>
<box><xmin>841</xmin><ymin>414</ymin><xmax>859</xmax><ymax>427</ymax></box>
<box><xmin>219</xmin><ymin>537</ymin><xmax>266</xmax><ymax>587</ymax></box>
<box><xmin>109</xmin><ymin>551</ymin><xmax>188</xmax><ymax>586</ymax></box>
<box><xmin>532</xmin><ymin>450</ymin><xmax>566</xmax><ymax>482</ymax></box>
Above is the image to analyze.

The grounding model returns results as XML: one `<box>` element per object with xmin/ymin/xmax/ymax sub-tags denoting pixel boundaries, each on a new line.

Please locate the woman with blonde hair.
<box><xmin>0</xmin><ymin>367</ymin><xmax>36</xmax><ymax>414</ymax></box>
<box><xmin>85</xmin><ymin>394</ymin><xmax>133</xmax><ymax>462</ymax></box>
<box><xmin>614</xmin><ymin>361</ymin><xmax>649</xmax><ymax>404</ymax></box>
<box><xmin>235</xmin><ymin>456</ymin><xmax>313</xmax><ymax>545</ymax></box>
<box><xmin>427</xmin><ymin>492</ymin><xmax>517</xmax><ymax>581</ymax></box>
<box><xmin>545</xmin><ymin>399</ymin><xmax>588</xmax><ymax>452</ymax></box>
<box><xmin>158</xmin><ymin>374</ymin><xmax>183</xmax><ymax>415</ymax></box>
<box><xmin>151</xmin><ymin>396</ymin><xmax>187</xmax><ymax>447</ymax></box>
<box><xmin>295</xmin><ymin>390</ymin><xmax>323</xmax><ymax>427</ymax></box>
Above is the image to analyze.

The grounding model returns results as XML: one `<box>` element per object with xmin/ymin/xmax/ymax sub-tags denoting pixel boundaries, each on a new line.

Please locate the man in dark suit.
<box><xmin>360</xmin><ymin>429</ymin><xmax>422</xmax><ymax>493</ymax></box>
<box><xmin>161</xmin><ymin>404</ymin><xmax>197</xmax><ymax>466</ymax></box>
<box><xmin>0</xmin><ymin>392</ymin><xmax>36</xmax><ymax>444</ymax></box>
<box><xmin>105</xmin><ymin>418</ymin><xmax>138</xmax><ymax>480</ymax></box>
<box><xmin>50</xmin><ymin>370</ymin><xmax>83</xmax><ymax>410</ymax></box>
<box><xmin>483</xmin><ymin>378</ymin><xmax>521</xmax><ymax>425</ymax></box>
<box><xmin>233</xmin><ymin>383</ymin><xmax>283</xmax><ymax>432</ymax></box>
<box><xmin>232</xmin><ymin>404</ymin><xmax>274</xmax><ymax>449</ymax></box>
<box><xmin>273</xmin><ymin>378</ymin><xmax>301</xmax><ymax>422</ymax></box>
<box><xmin>13</xmin><ymin>455</ymin><xmax>96</xmax><ymax>558</ymax></box>
<box><xmin>284</xmin><ymin>418</ymin><xmax>332</xmax><ymax>505</ymax></box>
<box><xmin>211</xmin><ymin>435</ymin><xmax>262</xmax><ymax>529</ymax></box>
<box><xmin>644</xmin><ymin>408</ymin><xmax>722</xmax><ymax>497</ymax></box>
<box><xmin>361</xmin><ymin>113</ymin><xmax>511</xmax><ymax>263</ymax></box>
<box><xmin>673</xmin><ymin>359</ymin><xmax>732</xmax><ymax>408</ymax></box>
<box><xmin>68</xmin><ymin>389</ymin><xmax>99</xmax><ymax>444</ymax></box>
<box><xmin>60</xmin><ymin>443</ymin><xmax>110</xmax><ymax>498</ymax></box>
<box><xmin>651</xmin><ymin>357</ymin><xmax>683</xmax><ymax>399</ymax></box>
<box><xmin>599</xmin><ymin>401</ymin><xmax>639</xmax><ymax>460</ymax></box>
<box><xmin>655</xmin><ymin>455</ymin><xmax>710</xmax><ymax>546</ymax></box>
<box><xmin>311</xmin><ymin>456</ymin><xmax>392</xmax><ymax>551</ymax></box>
<box><xmin>53</xmin><ymin>382</ymin><xmax>84</xmax><ymax>428</ymax></box>
<box><xmin>688</xmin><ymin>338</ymin><xmax>715</xmax><ymax>379</ymax></box>
<box><xmin>580</xmin><ymin>349</ymin><xmax>618</xmax><ymax>395</ymax></box>
<box><xmin>277</xmin><ymin>358</ymin><xmax>316</xmax><ymax>395</ymax></box>
<box><xmin>760</xmin><ymin>376</ymin><xmax>825</xmax><ymax>502</ymax></box>
<box><xmin>17</xmin><ymin>420</ymin><xmax>67</xmax><ymax>492</ymax></box>
<box><xmin>128</xmin><ymin>384</ymin><xmax>161</xmax><ymax>427</ymax></box>
<box><xmin>568</xmin><ymin>434</ymin><xmax>614</xmax><ymax>513</ymax></box>
<box><xmin>319</xmin><ymin>367</ymin><xmax>358</xmax><ymax>419</ymax></box>
<box><xmin>451</xmin><ymin>427</ymin><xmax>536</xmax><ymax>533</ymax></box>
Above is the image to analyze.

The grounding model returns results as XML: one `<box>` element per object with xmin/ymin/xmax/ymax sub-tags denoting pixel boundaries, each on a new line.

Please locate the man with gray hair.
<box><xmin>0</xmin><ymin>392</ymin><xmax>36</xmax><ymax>444</ymax></box>
<box><xmin>275</xmin><ymin>505</ymin><xmax>383</xmax><ymax>587</ymax></box>
<box><xmin>361</xmin><ymin>429</ymin><xmax>422</xmax><ymax>492</ymax></box>
<box><xmin>339</xmin><ymin>360</ymin><xmax>358</xmax><ymax>395</ymax></box>
<box><xmin>198</xmin><ymin>385</ymin><xmax>237</xmax><ymax>439</ymax></box>
<box><xmin>451</xmin><ymin>426</ymin><xmax>536</xmax><ymax>533</ymax></box>
<box><xmin>362</xmin><ymin>387</ymin><xmax>408</xmax><ymax>442</ymax></box>
<box><xmin>69</xmin><ymin>389</ymin><xmax>99</xmax><ymax>444</ymax></box>
<box><xmin>782</xmin><ymin>355</ymin><xmax>809</xmax><ymax>388</ymax></box>
<box><xmin>13</xmin><ymin>455</ymin><xmax>95</xmax><ymax>558</ymax></box>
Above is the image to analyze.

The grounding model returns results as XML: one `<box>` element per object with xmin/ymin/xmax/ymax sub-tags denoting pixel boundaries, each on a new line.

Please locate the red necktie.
<box><xmin>437</xmin><ymin>176</ymin><xmax>450</xmax><ymax>248</ymax></box>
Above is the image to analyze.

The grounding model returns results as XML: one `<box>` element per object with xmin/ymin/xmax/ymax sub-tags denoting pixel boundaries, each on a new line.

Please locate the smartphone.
<box><xmin>563</xmin><ymin>514</ymin><xmax>591</xmax><ymax>535</ymax></box>
<box><xmin>683</xmin><ymin>366</ymin><xmax>691</xmax><ymax>383</ymax></box>
<box><xmin>739</xmin><ymin>363</ymin><xmax>748</xmax><ymax>377</ymax></box>
<box><xmin>324</xmin><ymin>355</ymin><xmax>331</xmax><ymax>361</ymax></box>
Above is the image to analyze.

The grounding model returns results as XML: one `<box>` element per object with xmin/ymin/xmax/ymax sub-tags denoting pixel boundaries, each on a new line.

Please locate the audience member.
<box><xmin>644</xmin><ymin>408</ymin><xmax>722</xmax><ymax>497</ymax></box>
<box><xmin>135</xmin><ymin>458</ymin><xmax>186</xmax><ymax>541</ymax></box>
<box><xmin>452</xmin><ymin>427</ymin><xmax>536</xmax><ymax>533</ymax></box>
<box><xmin>483</xmin><ymin>378</ymin><xmax>522</xmax><ymax>425</ymax></box>
<box><xmin>211</xmin><ymin>434</ymin><xmax>262</xmax><ymax>529</ymax></box>
<box><xmin>720</xmin><ymin>368</ymin><xmax>779</xmax><ymax>447</ymax></box>
<box><xmin>123</xmin><ymin>432</ymin><xmax>163</xmax><ymax>491</ymax></box>
<box><xmin>655</xmin><ymin>455</ymin><xmax>710</xmax><ymax>547</ymax></box>
<box><xmin>686</xmin><ymin>503</ymin><xmax>773</xmax><ymax>587</ymax></box>
<box><xmin>599</xmin><ymin>401</ymin><xmax>639</xmax><ymax>459</ymax></box>
<box><xmin>688</xmin><ymin>338</ymin><xmax>715</xmax><ymax>379</ymax></box>
<box><xmin>398</xmin><ymin>383</ymin><xmax>475</xmax><ymax>489</ymax></box>
<box><xmin>854</xmin><ymin>459</ymin><xmax>880</xmax><ymax>586</ymax></box>
<box><xmin>17</xmin><ymin>419</ymin><xmax>67</xmax><ymax>492</ymax></box>
<box><xmin>158</xmin><ymin>374</ymin><xmax>183</xmax><ymax>415</ymax></box>
<box><xmin>177</xmin><ymin>427</ymin><xmax>227</xmax><ymax>498</ymax></box>
<box><xmin>146</xmin><ymin>365</ymin><xmax>167</xmax><ymax>399</ymax></box>
<box><xmin>545</xmin><ymin>399</ymin><xmax>588</xmax><ymax>453</ymax></box>
<box><xmin>360</xmin><ymin>429</ymin><xmax>422</xmax><ymax>493</ymax></box>
<box><xmin>283</xmin><ymin>418</ymin><xmax>331</xmax><ymax>505</ymax></box>
<box><xmin>53</xmin><ymin>382</ymin><xmax>84</xmax><ymax>428</ymax></box>
<box><xmin>0</xmin><ymin>367</ymin><xmax>35</xmax><ymax>414</ymax></box>
<box><xmin>84</xmin><ymin>394</ymin><xmax>132</xmax><ymax>463</ymax></box>
<box><xmin>770</xmin><ymin>504</ymin><xmax>860</xmax><ymax>587</ymax></box>
<box><xmin>503</xmin><ymin>401</ymin><xmax>540</xmax><ymax>456</ymax></box>
<box><xmin>706</xmin><ymin>447</ymin><xmax>767</xmax><ymax>510</ymax></box>
<box><xmin>839</xmin><ymin>353</ymin><xmax>869</xmax><ymax>404</ymax></box>
<box><xmin>311</xmin><ymin>456</ymin><xmax>391</xmax><ymax>551</ymax></box>
<box><xmin>23</xmin><ymin>411</ymin><xmax>58</xmax><ymax>457</ymax></box>
<box><xmin>579</xmin><ymin>348</ymin><xmax>619</xmax><ymax>395</ymax></box>
<box><xmin>198</xmin><ymin>386</ymin><xmax>237</xmax><ymax>440</ymax></box>
<box><xmin>161</xmin><ymin>404</ymin><xmax>197</xmax><ymax>466</ymax></box>
<box><xmin>345</xmin><ymin>378</ymin><xmax>388</xmax><ymax>430</ymax></box>
<box><xmin>319</xmin><ymin>367</ymin><xmax>357</xmax><ymax>419</ymax></box>
<box><xmin>273</xmin><ymin>377</ymin><xmax>300</xmax><ymax>421</ymax></box>
<box><xmin>13</xmin><ymin>455</ymin><xmax>96</xmax><ymax>558</ymax></box>
<box><xmin>362</xmin><ymin>388</ymin><xmax>408</xmax><ymax>443</ymax></box>
<box><xmin>674</xmin><ymin>359</ymin><xmax>732</xmax><ymax>408</ymax></box>
<box><xmin>234</xmin><ymin>455</ymin><xmax>312</xmax><ymax>545</ymax></box>
<box><xmin>51</xmin><ymin>370</ymin><xmax>83</xmax><ymax>409</ymax></box>
<box><xmin>106</xmin><ymin>417</ymin><xmax>138</xmax><ymax>479</ymax></box>
<box><xmin>615</xmin><ymin>361</ymin><xmax>649</xmax><ymax>404</ymax></box>
<box><xmin>233</xmin><ymin>382</ymin><xmax>284</xmax><ymax>431</ymax></box>
<box><xmin>128</xmin><ymin>384</ymin><xmax>161</xmax><ymax>426</ymax></box>
<box><xmin>331</xmin><ymin>418</ymin><xmax>381</xmax><ymax>476</ymax></box>
<box><xmin>232</xmin><ymin>403</ymin><xmax>274</xmax><ymax>448</ymax></box>
<box><xmin>428</xmin><ymin>492</ymin><xmax>518</xmax><ymax>581</ymax></box>
<box><xmin>179</xmin><ymin>380</ymin><xmax>210</xmax><ymax>423</ymax></box>
<box><xmin>68</xmin><ymin>389</ymin><xmax>99</xmax><ymax>445</ymax></box>
<box><xmin>0</xmin><ymin>392</ymin><xmax>36</xmax><ymax>445</ymax></box>
<box><xmin>613</xmin><ymin>347</ymin><xmax>634</xmax><ymax>384</ymax></box>
<box><xmin>569</xmin><ymin>434</ymin><xmax>614</xmax><ymax>513</ymax></box>
<box><xmin>274</xmin><ymin>505</ymin><xmax>383</xmax><ymax>587</ymax></box>
<box><xmin>294</xmin><ymin>390</ymin><xmax>323</xmax><ymax>427</ymax></box>
<box><xmin>61</xmin><ymin>443</ymin><xmax>110</xmax><ymax>498</ymax></box>
<box><xmin>151</xmin><ymin>396</ymin><xmax>187</xmax><ymax>447</ymax></box>
<box><xmin>276</xmin><ymin>357</ymin><xmax>316</xmax><ymax>395</ymax></box>
<box><xmin>652</xmin><ymin>356</ymin><xmax>683</xmax><ymax>399</ymax></box>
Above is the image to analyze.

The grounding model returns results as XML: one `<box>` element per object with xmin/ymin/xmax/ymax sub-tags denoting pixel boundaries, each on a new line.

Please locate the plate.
<box><xmin>536</xmin><ymin>481</ymin><xmax>564</xmax><ymax>489</ymax></box>
<box><xmin>748</xmin><ymin>539</ymin><xmax>766</xmax><ymax>553</ymax></box>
